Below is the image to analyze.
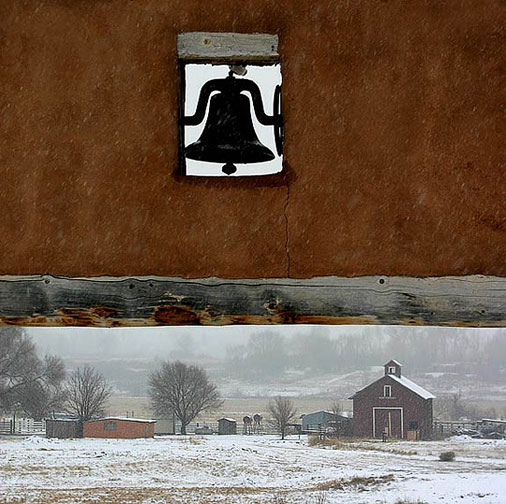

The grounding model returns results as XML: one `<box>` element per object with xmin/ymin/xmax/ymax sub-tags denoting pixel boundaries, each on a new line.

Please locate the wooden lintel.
<box><xmin>177</xmin><ymin>32</ymin><xmax>279</xmax><ymax>61</ymax></box>
<box><xmin>0</xmin><ymin>275</ymin><xmax>505</xmax><ymax>328</ymax></box>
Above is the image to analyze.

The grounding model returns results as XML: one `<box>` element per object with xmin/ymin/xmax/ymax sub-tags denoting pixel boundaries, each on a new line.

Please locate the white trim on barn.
<box><xmin>372</xmin><ymin>407</ymin><xmax>404</xmax><ymax>438</ymax></box>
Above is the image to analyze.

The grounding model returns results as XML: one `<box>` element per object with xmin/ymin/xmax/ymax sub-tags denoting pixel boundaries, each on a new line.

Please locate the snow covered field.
<box><xmin>1</xmin><ymin>435</ymin><xmax>505</xmax><ymax>504</ymax></box>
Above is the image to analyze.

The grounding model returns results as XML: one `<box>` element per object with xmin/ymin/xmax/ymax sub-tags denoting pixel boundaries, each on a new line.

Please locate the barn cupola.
<box><xmin>384</xmin><ymin>359</ymin><xmax>402</xmax><ymax>378</ymax></box>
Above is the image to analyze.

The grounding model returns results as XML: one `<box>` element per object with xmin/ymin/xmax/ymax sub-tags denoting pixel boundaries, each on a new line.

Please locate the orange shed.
<box><xmin>83</xmin><ymin>417</ymin><xmax>156</xmax><ymax>439</ymax></box>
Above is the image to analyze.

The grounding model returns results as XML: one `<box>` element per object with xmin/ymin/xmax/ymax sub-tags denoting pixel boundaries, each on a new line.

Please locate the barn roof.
<box><xmin>349</xmin><ymin>374</ymin><xmax>435</xmax><ymax>400</ymax></box>
<box><xmin>388</xmin><ymin>375</ymin><xmax>435</xmax><ymax>400</ymax></box>
<box><xmin>85</xmin><ymin>417</ymin><xmax>157</xmax><ymax>424</ymax></box>
<box><xmin>385</xmin><ymin>359</ymin><xmax>403</xmax><ymax>367</ymax></box>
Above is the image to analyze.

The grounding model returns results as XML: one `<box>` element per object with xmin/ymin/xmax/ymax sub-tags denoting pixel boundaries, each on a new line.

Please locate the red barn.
<box><xmin>350</xmin><ymin>360</ymin><xmax>435</xmax><ymax>440</ymax></box>
<box><xmin>83</xmin><ymin>417</ymin><xmax>156</xmax><ymax>439</ymax></box>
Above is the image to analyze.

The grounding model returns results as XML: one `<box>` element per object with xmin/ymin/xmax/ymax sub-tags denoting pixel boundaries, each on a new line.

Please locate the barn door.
<box><xmin>374</xmin><ymin>409</ymin><xmax>402</xmax><ymax>439</ymax></box>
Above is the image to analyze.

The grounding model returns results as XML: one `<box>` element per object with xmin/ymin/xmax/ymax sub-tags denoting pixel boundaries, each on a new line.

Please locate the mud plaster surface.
<box><xmin>0</xmin><ymin>1</ymin><xmax>505</xmax><ymax>278</ymax></box>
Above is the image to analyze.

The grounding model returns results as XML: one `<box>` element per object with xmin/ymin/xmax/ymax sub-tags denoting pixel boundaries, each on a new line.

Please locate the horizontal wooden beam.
<box><xmin>177</xmin><ymin>32</ymin><xmax>279</xmax><ymax>61</ymax></box>
<box><xmin>0</xmin><ymin>275</ymin><xmax>505</xmax><ymax>327</ymax></box>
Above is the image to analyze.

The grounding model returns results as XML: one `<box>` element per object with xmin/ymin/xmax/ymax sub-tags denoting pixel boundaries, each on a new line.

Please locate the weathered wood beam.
<box><xmin>0</xmin><ymin>275</ymin><xmax>505</xmax><ymax>327</ymax></box>
<box><xmin>177</xmin><ymin>32</ymin><xmax>279</xmax><ymax>62</ymax></box>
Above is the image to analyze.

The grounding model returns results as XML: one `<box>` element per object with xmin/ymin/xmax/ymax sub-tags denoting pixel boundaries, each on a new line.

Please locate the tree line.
<box><xmin>225</xmin><ymin>328</ymin><xmax>506</xmax><ymax>380</ymax></box>
<box><xmin>0</xmin><ymin>328</ymin><xmax>112</xmax><ymax>423</ymax></box>
<box><xmin>0</xmin><ymin>328</ymin><xmax>224</xmax><ymax>436</ymax></box>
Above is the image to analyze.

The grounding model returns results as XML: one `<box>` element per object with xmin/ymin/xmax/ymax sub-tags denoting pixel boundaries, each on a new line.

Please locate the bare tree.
<box><xmin>18</xmin><ymin>355</ymin><xmax>66</xmax><ymax>420</ymax></box>
<box><xmin>268</xmin><ymin>396</ymin><xmax>297</xmax><ymax>440</ymax></box>
<box><xmin>0</xmin><ymin>328</ymin><xmax>66</xmax><ymax>419</ymax></box>
<box><xmin>65</xmin><ymin>366</ymin><xmax>112</xmax><ymax>432</ymax></box>
<box><xmin>434</xmin><ymin>391</ymin><xmax>481</xmax><ymax>421</ymax></box>
<box><xmin>329</xmin><ymin>400</ymin><xmax>342</xmax><ymax>437</ymax></box>
<box><xmin>149</xmin><ymin>361</ymin><xmax>222</xmax><ymax>434</ymax></box>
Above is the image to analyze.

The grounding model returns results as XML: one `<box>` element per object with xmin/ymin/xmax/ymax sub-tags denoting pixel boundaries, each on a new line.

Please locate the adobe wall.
<box><xmin>1</xmin><ymin>1</ymin><xmax>505</xmax><ymax>278</ymax></box>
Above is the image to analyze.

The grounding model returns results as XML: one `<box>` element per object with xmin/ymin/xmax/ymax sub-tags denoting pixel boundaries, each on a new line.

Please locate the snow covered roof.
<box><xmin>218</xmin><ymin>418</ymin><xmax>236</xmax><ymax>423</ymax></box>
<box><xmin>301</xmin><ymin>410</ymin><xmax>333</xmax><ymax>417</ymax></box>
<box><xmin>86</xmin><ymin>417</ymin><xmax>156</xmax><ymax>424</ymax></box>
<box><xmin>385</xmin><ymin>359</ymin><xmax>403</xmax><ymax>367</ymax></box>
<box><xmin>388</xmin><ymin>375</ymin><xmax>435</xmax><ymax>400</ymax></box>
<box><xmin>349</xmin><ymin>373</ymin><xmax>435</xmax><ymax>400</ymax></box>
<box><xmin>48</xmin><ymin>413</ymin><xmax>78</xmax><ymax>421</ymax></box>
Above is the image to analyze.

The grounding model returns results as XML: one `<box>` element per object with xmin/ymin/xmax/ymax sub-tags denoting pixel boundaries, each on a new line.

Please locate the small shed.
<box><xmin>154</xmin><ymin>417</ymin><xmax>176</xmax><ymax>435</ymax></box>
<box><xmin>83</xmin><ymin>417</ymin><xmax>156</xmax><ymax>439</ymax></box>
<box><xmin>301</xmin><ymin>411</ymin><xmax>335</xmax><ymax>432</ymax></box>
<box><xmin>218</xmin><ymin>417</ymin><xmax>237</xmax><ymax>435</ymax></box>
<box><xmin>45</xmin><ymin>418</ymin><xmax>80</xmax><ymax>439</ymax></box>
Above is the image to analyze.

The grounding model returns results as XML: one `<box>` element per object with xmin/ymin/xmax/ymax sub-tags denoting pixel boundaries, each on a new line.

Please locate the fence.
<box><xmin>433</xmin><ymin>421</ymin><xmax>478</xmax><ymax>434</ymax></box>
<box><xmin>0</xmin><ymin>417</ymin><xmax>46</xmax><ymax>435</ymax></box>
<box><xmin>0</xmin><ymin>417</ymin><xmax>283</xmax><ymax>437</ymax></box>
<box><xmin>172</xmin><ymin>420</ymin><xmax>279</xmax><ymax>435</ymax></box>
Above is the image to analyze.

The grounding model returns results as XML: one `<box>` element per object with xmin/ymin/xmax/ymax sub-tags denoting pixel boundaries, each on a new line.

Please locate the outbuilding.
<box><xmin>350</xmin><ymin>360</ymin><xmax>435</xmax><ymax>440</ymax></box>
<box><xmin>218</xmin><ymin>418</ymin><xmax>237</xmax><ymax>435</ymax></box>
<box><xmin>45</xmin><ymin>418</ymin><xmax>80</xmax><ymax>439</ymax></box>
<box><xmin>301</xmin><ymin>410</ymin><xmax>353</xmax><ymax>436</ymax></box>
<box><xmin>301</xmin><ymin>411</ymin><xmax>335</xmax><ymax>432</ymax></box>
<box><xmin>83</xmin><ymin>417</ymin><xmax>156</xmax><ymax>439</ymax></box>
<box><xmin>154</xmin><ymin>417</ymin><xmax>176</xmax><ymax>435</ymax></box>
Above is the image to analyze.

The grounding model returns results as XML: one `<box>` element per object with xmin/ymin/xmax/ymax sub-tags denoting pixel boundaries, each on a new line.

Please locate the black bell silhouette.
<box><xmin>183</xmin><ymin>71</ymin><xmax>282</xmax><ymax>175</ymax></box>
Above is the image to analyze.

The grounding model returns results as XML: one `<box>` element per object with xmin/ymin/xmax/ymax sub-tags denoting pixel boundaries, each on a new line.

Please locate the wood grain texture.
<box><xmin>0</xmin><ymin>275</ymin><xmax>504</xmax><ymax>327</ymax></box>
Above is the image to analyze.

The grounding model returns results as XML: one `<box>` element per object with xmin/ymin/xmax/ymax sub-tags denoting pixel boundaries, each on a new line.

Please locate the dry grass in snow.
<box><xmin>0</xmin><ymin>434</ymin><xmax>505</xmax><ymax>503</ymax></box>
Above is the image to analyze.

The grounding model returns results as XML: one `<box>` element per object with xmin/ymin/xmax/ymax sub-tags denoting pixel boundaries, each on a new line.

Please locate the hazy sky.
<box><xmin>27</xmin><ymin>325</ymin><xmax>506</xmax><ymax>360</ymax></box>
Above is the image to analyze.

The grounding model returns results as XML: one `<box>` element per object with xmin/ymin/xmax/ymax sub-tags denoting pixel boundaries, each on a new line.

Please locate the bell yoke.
<box><xmin>183</xmin><ymin>68</ymin><xmax>282</xmax><ymax>175</ymax></box>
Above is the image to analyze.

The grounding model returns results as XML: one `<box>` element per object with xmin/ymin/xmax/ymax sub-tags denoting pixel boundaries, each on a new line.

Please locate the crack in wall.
<box><xmin>284</xmin><ymin>181</ymin><xmax>291</xmax><ymax>277</ymax></box>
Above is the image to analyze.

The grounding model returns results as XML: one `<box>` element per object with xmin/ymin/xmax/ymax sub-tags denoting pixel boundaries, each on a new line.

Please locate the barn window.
<box><xmin>388</xmin><ymin>366</ymin><xmax>396</xmax><ymax>374</ymax></box>
<box><xmin>104</xmin><ymin>421</ymin><xmax>117</xmax><ymax>431</ymax></box>
<box><xmin>409</xmin><ymin>421</ymin><xmax>418</xmax><ymax>430</ymax></box>
<box><xmin>383</xmin><ymin>385</ymin><xmax>391</xmax><ymax>397</ymax></box>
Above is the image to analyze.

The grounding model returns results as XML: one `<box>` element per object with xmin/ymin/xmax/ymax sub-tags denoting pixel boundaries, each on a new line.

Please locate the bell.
<box><xmin>185</xmin><ymin>83</ymin><xmax>275</xmax><ymax>175</ymax></box>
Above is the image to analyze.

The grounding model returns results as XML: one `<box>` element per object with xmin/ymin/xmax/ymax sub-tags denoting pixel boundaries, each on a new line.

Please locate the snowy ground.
<box><xmin>1</xmin><ymin>435</ymin><xmax>505</xmax><ymax>504</ymax></box>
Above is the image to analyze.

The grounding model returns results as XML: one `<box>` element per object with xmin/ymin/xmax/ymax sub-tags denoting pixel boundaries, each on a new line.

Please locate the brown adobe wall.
<box><xmin>1</xmin><ymin>1</ymin><xmax>505</xmax><ymax>278</ymax></box>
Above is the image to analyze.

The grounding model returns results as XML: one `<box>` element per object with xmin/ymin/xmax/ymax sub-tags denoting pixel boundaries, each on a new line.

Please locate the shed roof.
<box><xmin>46</xmin><ymin>418</ymin><xmax>79</xmax><ymax>422</ymax></box>
<box><xmin>218</xmin><ymin>417</ymin><xmax>236</xmax><ymax>423</ymax></box>
<box><xmin>481</xmin><ymin>418</ymin><xmax>506</xmax><ymax>425</ymax></box>
<box><xmin>49</xmin><ymin>413</ymin><xmax>79</xmax><ymax>420</ymax></box>
<box><xmin>85</xmin><ymin>417</ymin><xmax>156</xmax><ymax>424</ymax></box>
<box><xmin>302</xmin><ymin>410</ymin><xmax>333</xmax><ymax>417</ymax></box>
